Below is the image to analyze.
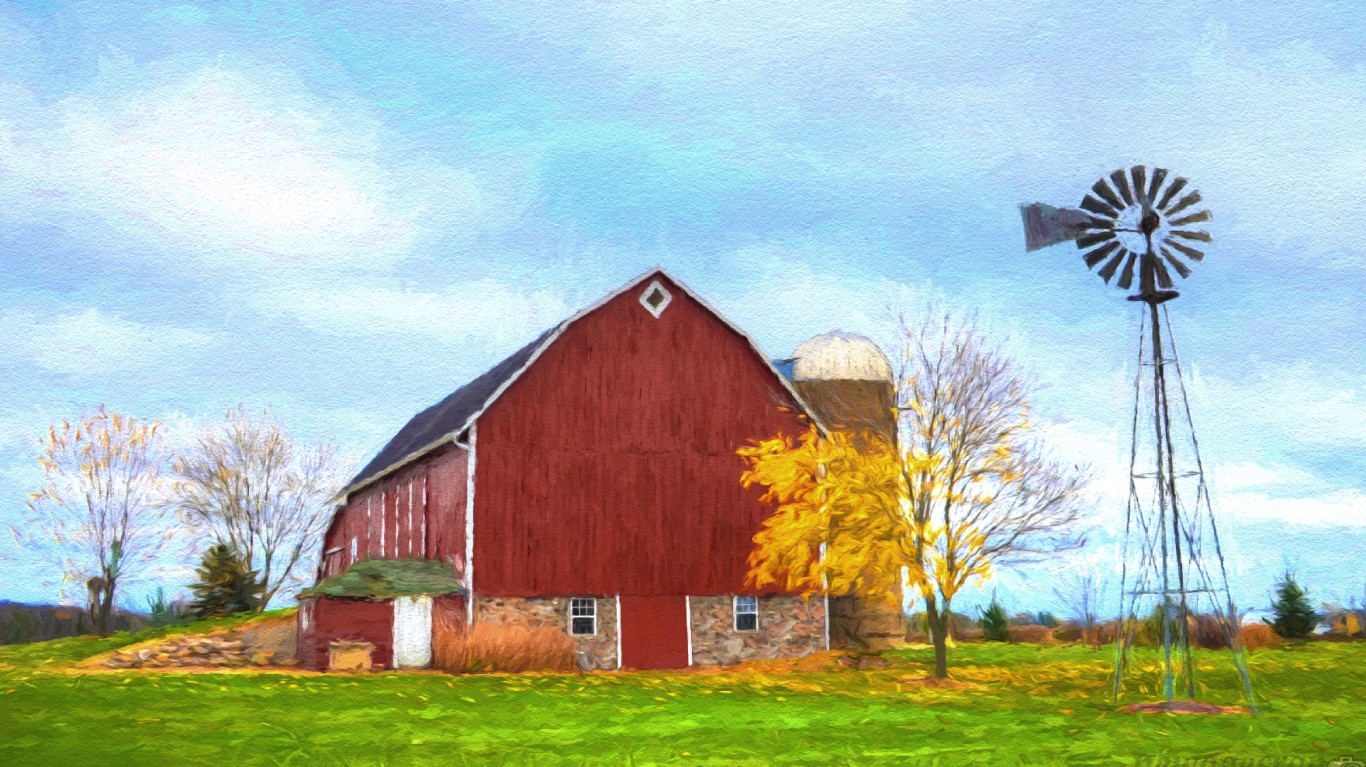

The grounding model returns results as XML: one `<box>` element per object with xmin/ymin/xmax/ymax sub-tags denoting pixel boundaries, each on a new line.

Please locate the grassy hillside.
<box><xmin>1</xmin><ymin>622</ymin><xmax>1361</xmax><ymax>766</ymax></box>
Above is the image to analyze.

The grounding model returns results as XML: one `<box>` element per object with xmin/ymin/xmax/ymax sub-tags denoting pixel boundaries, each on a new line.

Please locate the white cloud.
<box><xmin>1195</xmin><ymin>364</ymin><xmax>1366</xmax><ymax>450</ymax></box>
<box><xmin>709</xmin><ymin>253</ymin><xmax>1364</xmax><ymax>538</ymax></box>
<box><xmin>707</xmin><ymin>245</ymin><xmax>923</xmax><ymax>357</ymax></box>
<box><xmin>470</xmin><ymin>3</ymin><xmax>1366</xmax><ymax>262</ymax></box>
<box><xmin>1222</xmin><ymin>488</ymin><xmax>1366</xmax><ymax>528</ymax></box>
<box><xmin>1</xmin><ymin>65</ymin><xmax>488</xmax><ymax>272</ymax></box>
<box><xmin>249</xmin><ymin>278</ymin><xmax>574</xmax><ymax>349</ymax></box>
<box><xmin>1212</xmin><ymin>460</ymin><xmax>1324</xmax><ymax>493</ymax></box>
<box><xmin>0</xmin><ymin>308</ymin><xmax>212</xmax><ymax>375</ymax></box>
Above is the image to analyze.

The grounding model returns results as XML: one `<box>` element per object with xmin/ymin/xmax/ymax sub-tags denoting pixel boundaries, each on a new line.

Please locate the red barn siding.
<box><xmin>322</xmin><ymin>445</ymin><xmax>470</xmax><ymax>581</ymax></box>
<box><xmin>297</xmin><ymin>596</ymin><xmax>394</xmax><ymax>671</ymax></box>
<box><xmin>324</xmin><ymin>485</ymin><xmax>371</xmax><ymax>572</ymax></box>
<box><xmin>387</xmin><ymin>467</ymin><xmax>426</xmax><ymax>559</ymax></box>
<box><xmin>394</xmin><ymin>472</ymin><xmax>411</xmax><ymax>557</ymax></box>
<box><xmin>432</xmin><ymin>594</ymin><xmax>467</xmax><ymax>638</ymax></box>
<box><xmin>381</xmin><ymin>484</ymin><xmax>395</xmax><ymax>559</ymax></box>
<box><xmin>425</xmin><ymin>446</ymin><xmax>469</xmax><ymax>569</ymax></box>
<box><xmin>386</xmin><ymin>477</ymin><xmax>402</xmax><ymax>559</ymax></box>
<box><xmin>473</xmin><ymin>274</ymin><xmax>808</xmax><ymax>597</ymax></box>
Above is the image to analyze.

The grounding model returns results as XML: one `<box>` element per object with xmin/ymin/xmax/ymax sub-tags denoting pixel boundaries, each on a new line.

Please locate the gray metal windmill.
<box><xmin>1021</xmin><ymin>167</ymin><xmax>1256</xmax><ymax>712</ymax></box>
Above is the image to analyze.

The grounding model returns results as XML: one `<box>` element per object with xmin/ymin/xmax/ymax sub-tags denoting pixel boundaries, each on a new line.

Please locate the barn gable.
<box><xmin>340</xmin><ymin>268</ymin><xmax>817</xmax><ymax>497</ymax></box>
<box><xmin>470</xmin><ymin>270</ymin><xmax>815</xmax><ymax>596</ymax></box>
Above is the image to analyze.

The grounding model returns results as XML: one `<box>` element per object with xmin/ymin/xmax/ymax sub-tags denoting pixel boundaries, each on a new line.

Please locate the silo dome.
<box><xmin>791</xmin><ymin>330</ymin><xmax>893</xmax><ymax>382</ymax></box>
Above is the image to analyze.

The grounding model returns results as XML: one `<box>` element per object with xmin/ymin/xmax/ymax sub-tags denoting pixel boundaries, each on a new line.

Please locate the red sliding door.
<box><xmin>618</xmin><ymin>595</ymin><xmax>689</xmax><ymax>669</ymax></box>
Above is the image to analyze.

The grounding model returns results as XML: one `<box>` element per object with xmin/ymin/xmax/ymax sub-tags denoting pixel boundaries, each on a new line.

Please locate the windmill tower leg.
<box><xmin>1148</xmin><ymin>298</ymin><xmax>1198</xmax><ymax>701</ymax></box>
<box><xmin>1113</xmin><ymin>298</ymin><xmax>1258</xmax><ymax>713</ymax></box>
<box><xmin>1159</xmin><ymin>304</ymin><xmax>1259</xmax><ymax>713</ymax></box>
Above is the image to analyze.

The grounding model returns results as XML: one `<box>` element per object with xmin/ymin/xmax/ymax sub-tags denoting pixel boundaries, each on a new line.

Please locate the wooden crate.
<box><xmin>327</xmin><ymin>641</ymin><xmax>374</xmax><ymax>672</ymax></box>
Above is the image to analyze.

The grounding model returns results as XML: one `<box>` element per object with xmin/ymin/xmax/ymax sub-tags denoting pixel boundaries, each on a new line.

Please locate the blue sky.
<box><xmin>0</xmin><ymin>1</ymin><xmax>1362</xmax><ymax>615</ymax></box>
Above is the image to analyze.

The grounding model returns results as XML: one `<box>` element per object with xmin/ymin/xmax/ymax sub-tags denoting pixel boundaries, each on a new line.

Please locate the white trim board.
<box><xmin>465</xmin><ymin>423</ymin><xmax>477</xmax><ymax>626</ymax></box>
<box><xmin>685</xmin><ymin>595</ymin><xmax>694</xmax><ymax>667</ymax></box>
<box><xmin>615</xmin><ymin>594</ymin><xmax>623</xmax><ymax>670</ymax></box>
<box><xmin>820</xmin><ymin>541</ymin><xmax>832</xmax><ymax>652</ymax></box>
<box><xmin>823</xmin><ymin>593</ymin><xmax>831</xmax><ymax>652</ymax></box>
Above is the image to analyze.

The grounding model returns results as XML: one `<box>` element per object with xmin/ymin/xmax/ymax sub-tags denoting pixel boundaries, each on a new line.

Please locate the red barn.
<box><xmin>298</xmin><ymin>269</ymin><xmax>829</xmax><ymax>670</ymax></box>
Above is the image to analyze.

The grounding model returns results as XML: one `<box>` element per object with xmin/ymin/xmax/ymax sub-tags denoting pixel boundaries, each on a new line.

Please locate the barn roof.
<box><xmin>347</xmin><ymin>328</ymin><xmax>554</xmax><ymax>489</ymax></box>
<box><xmin>340</xmin><ymin>268</ymin><xmax>820</xmax><ymax>498</ymax></box>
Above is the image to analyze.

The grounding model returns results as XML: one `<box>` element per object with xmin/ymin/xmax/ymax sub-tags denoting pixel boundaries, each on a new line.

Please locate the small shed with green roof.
<box><xmin>297</xmin><ymin>559</ymin><xmax>465</xmax><ymax>671</ymax></box>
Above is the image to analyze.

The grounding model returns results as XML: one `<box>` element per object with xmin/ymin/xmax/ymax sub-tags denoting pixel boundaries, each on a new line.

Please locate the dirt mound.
<box><xmin>894</xmin><ymin>674</ymin><xmax>975</xmax><ymax>689</ymax></box>
<box><xmin>1123</xmin><ymin>700</ymin><xmax>1250</xmax><ymax>716</ymax></box>
<box><xmin>82</xmin><ymin>615</ymin><xmax>297</xmax><ymax>670</ymax></box>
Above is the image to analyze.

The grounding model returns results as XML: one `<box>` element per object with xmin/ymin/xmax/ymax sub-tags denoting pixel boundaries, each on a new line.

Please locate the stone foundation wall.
<box><xmin>475</xmin><ymin>595</ymin><xmax>618</xmax><ymax>670</ymax></box>
<box><xmin>689</xmin><ymin>595</ymin><xmax>826</xmax><ymax>666</ymax></box>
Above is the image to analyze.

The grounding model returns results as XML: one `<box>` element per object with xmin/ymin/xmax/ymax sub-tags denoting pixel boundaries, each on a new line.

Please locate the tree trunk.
<box><xmin>98</xmin><ymin>578</ymin><xmax>117</xmax><ymax>636</ymax></box>
<box><xmin>923</xmin><ymin>594</ymin><xmax>951</xmax><ymax>679</ymax></box>
<box><xmin>258</xmin><ymin>584</ymin><xmax>276</xmax><ymax>613</ymax></box>
<box><xmin>934</xmin><ymin>599</ymin><xmax>952</xmax><ymax>678</ymax></box>
<box><xmin>84</xmin><ymin>577</ymin><xmax>103</xmax><ymax>635</ymax></box>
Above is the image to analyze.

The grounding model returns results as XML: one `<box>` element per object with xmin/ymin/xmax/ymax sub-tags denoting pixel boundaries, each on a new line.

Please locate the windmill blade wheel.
<box><xmin>1066</xmin><ymin>165</ymin><xmax>1211</xmax><ymax>297</ymax></box>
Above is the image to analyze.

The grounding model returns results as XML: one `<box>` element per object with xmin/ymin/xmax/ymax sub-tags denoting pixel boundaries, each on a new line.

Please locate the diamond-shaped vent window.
<box><xmin>639</xmin><ymin>281</ymin><xmax>672</xmax><ymax>318</ymax></box>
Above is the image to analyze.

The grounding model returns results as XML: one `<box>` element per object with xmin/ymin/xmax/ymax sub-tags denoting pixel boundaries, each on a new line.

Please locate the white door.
<box><xmin>392</xmin><ymin>595</ymin><xmax>434</xmax><ymax>668</ymax></box>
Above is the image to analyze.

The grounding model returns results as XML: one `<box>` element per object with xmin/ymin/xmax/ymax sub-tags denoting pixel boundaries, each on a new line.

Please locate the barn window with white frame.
<box><xmin>569</xmin><ymin>598</ymin><xmax>596</xmax><ymax>635</ymax></box>
<box><xmin>734</xmin><ymin>595</ymin><xmax>758</xmax><ymax>631</ymax></box>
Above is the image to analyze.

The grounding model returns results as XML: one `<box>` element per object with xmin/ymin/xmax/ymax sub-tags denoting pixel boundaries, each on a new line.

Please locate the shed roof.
<box><xmin>299</xmin><ymin>558</ymin><xmax>464</xmax><ymax>600</ymax></box>
<box><xmin>348</xmin><ymin>328</ymin><xmax>553</xmax><ymax>489</ymax></box>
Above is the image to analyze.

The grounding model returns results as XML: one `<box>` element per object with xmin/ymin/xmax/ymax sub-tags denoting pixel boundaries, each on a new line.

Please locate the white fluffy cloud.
<box><xmin>706</xmin><ymin>245</ymin><xmax>923</xmax><ymax>357</ymax></box>
<box><xmin>470</xmin><ymin>2</ymin><xmax>1366</xmax><ymax>262</ymax></box>
<box><xmin>0</xmin><ymin>65</ymin><xmax>486</xmax><ymax>272</ymax></box>
<box><xmin>0</xmin><ymin>308</ymin><xmax>212</xmax><ymax>375</ymax></box>
<box><xmin>249</xmin><ymin>278</ymin><xmax>575</xmax><ymax>349</ymax></box>
<box><xmin>1222</xmin><ymin>488</ymin><xmax>1366</xmax><ymax>528</ymax></box>
<box><xmin>1212</xmin><ymin>460</ymin><xmax>1324</xmax><ymax>493</ymax></box>
<box><xmin>1194</xmin><ymin>364</ymin><xmax>1366</xmax><ymax>450</ymax></box>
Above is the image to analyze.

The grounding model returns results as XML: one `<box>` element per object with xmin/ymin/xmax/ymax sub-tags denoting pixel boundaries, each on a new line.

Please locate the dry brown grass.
<box><xmin>1186</xmin><ymin>616</ymin><xmax>1284</xmax><ymax>652</ymax></box>
<box><xmin>1189</xmin><ymin>613</ymin><xmax>1241</xmax><ymax>649</ymax></box>
<box><xmin>903</xmin><ymin>613</ymin><xmax>1285</xmax><ymax>653</ymax></box>
<box><xmin>954</xmin><ymin>627</ymin><xmax>984</xmax><ymax>643</ymax></box>
<box><xmin>1008</xmin><ymin>624</ymin><xmax>1056</xmax><ymax>644</ymax></box>
<box><xmin>1091</xmin><ymin>615</ymin><xmax>1282</xmax><ymax>652</ymax></box>
<box><xmin>1236</xmin><ymin>623</ymin><xmax>1282</xmax><ymax>651</ymax></box>
<box><xmin>433</xmin><ymin>616</ymin><xmax>578</xmax><ymax>674</ymax></box>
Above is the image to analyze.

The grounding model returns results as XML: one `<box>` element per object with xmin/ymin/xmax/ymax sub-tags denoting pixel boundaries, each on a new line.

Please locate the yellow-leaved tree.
<box><xmin>741</xmin><ymin>309</ymin><xmax>1088</xmax><ymax>678</ymax></box>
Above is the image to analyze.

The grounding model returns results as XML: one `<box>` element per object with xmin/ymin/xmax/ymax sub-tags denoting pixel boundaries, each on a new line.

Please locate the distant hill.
<box><xmin>0</xmin><ymin>601</ymin><xmax>146</xmax><ymax>644</ymax></box>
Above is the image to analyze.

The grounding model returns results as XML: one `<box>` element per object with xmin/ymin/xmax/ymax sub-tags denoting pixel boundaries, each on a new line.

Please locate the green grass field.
<box><xmin>1</xmin><ymin>614</ymin><xmax>1362</xmax><ymax>766</ymax></box>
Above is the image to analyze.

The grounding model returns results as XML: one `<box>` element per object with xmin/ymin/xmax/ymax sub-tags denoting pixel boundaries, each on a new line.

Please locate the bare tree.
<box><xmin>14</xmin><ymin>407</ymin><xmax>169</xmax><ymax>634</ymax></box>
<box><xmin>895</xmin><ymin>308</ymin><xmax>1089</xmax><ymax>677</ymax></box>
<box><xmin>169</xmin><ymin>406</ymin><xmax>345</xmax><ymax>610</ymax></box>
<box><xmin>1053</xmin><ymin>569</ymin><xmax>1107</xmax><ymax>649</ymax></box>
